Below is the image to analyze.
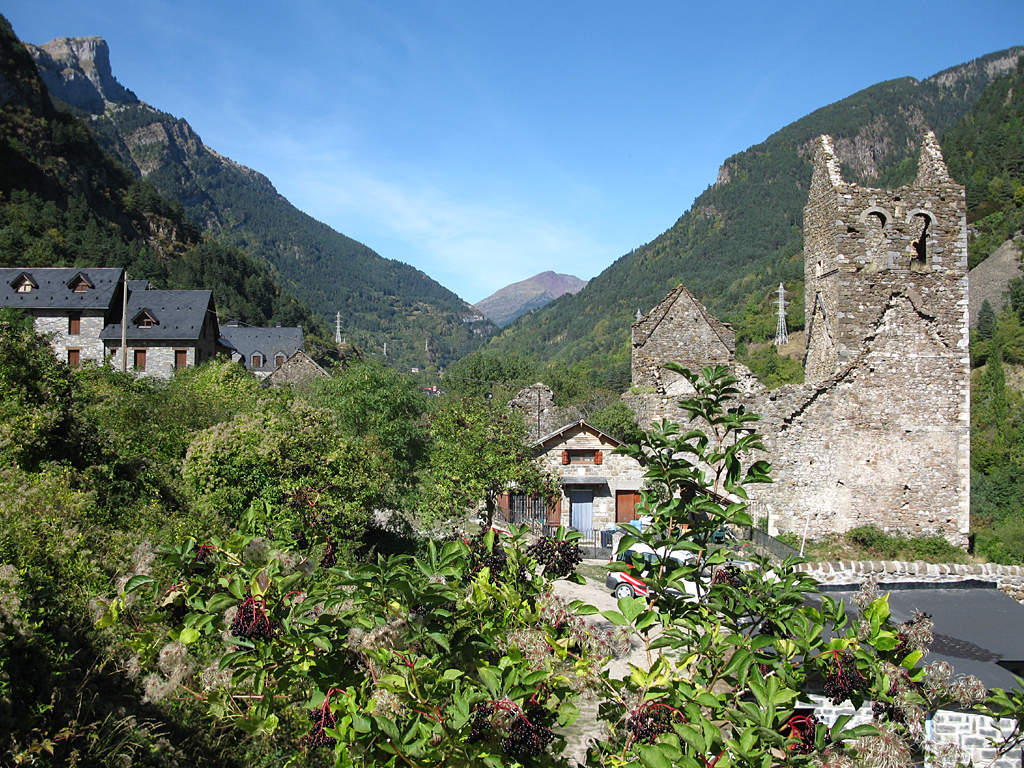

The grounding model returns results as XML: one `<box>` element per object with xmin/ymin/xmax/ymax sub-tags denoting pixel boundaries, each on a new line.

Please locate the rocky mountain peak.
<box><xmin>25</xmin><ymin>36</ymin><xmax>137</xmax><ymax>114</ymax></box>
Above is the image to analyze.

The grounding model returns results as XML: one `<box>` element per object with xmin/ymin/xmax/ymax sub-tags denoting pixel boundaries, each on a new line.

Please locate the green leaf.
<box><xmin>618</xmin><ymin>595</ymin><xmax>646</xmax><ymax>623</ymax></box>
<box><xmin>124</xmin><ymin>575</ymin><xmax>156</xmax><ymax>595</ymax></box>
<box><xmin>638</xmin><ymin>744</ymin><xmax>673</xmax><ymax>768</ymax></box>
<box><xmin>178</xmin><ymin>627</ymin><xmax>200</xmax><ymax>645</ymax></box>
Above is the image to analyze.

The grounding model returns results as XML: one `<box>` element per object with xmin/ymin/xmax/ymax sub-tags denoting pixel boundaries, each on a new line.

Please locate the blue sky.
<box><xmin>5</xmin><ymin>1</ymin><xmax>1022</xmax><ymax>304</ymax></box>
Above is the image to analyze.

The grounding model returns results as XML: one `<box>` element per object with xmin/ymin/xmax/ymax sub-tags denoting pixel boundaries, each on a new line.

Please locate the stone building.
<box><xmin>632</xmin><ymin>284</ymin><xmax>737</xmax><ymax>396</ymax></box>
<box><xmin>220</xmin><ymin>324</ymin><xmax>306</xmax><ymax>378</ymax></box>
<box><xmin>531</xmin><ymin>420</ymin><xmax>646</xmax><ymax>533</ymax></box>
<box><xmin>631</xmin><ymin>132</ymin><xmax>970</xmax><ymax>546</ymax></box>
<box><xmin>1</xmin><ymin>268</ymin><xmax>124</xmax><ymax>366</ymax></box>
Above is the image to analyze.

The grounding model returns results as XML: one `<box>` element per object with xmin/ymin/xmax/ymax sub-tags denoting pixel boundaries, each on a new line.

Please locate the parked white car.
<box><xmin>605</xmin><ymin>543</ymin><xmax>697</xmax><ymax>599</ymax></box>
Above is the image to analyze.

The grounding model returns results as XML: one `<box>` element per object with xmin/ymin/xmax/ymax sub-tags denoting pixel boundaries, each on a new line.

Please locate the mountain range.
<box><xmin>481</xmin><ymin>47</ymin><xmax>1024</xmax><ymax>390</ymax></box>
<box><xmin>25</xmin><ymin>35</ymin><xmax>496</xmax><ymax>370</ymax></box>
<box><xmin>474</xmin><ymin>271</ymin><xmax>587</xmax><ymax>327</ymax></box>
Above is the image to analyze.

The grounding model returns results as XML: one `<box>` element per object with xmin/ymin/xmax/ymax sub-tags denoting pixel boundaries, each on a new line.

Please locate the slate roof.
<box><xmin>100</xmin><ymin>289</ymin><xmax>215</xmax><ymax>342</ymax></box>
<box><xmin>0</xmin><ymin>267</ymin><xmax>123</xmax><ymax>311</ymax></box>
<box><xmin>814</xmin><ymin>582</ymin><xmax>1024</xmax><ymax>691</ymax></box>
<box><xmin>218</xmin><ymin>325</ymin><xmax>304</xmax><ymax>372</ymax></box>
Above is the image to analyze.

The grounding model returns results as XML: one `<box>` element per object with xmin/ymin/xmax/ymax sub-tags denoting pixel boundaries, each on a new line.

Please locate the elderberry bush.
<box><xmin>230</xmin><ymin>592</ymin><xmax>276</xmax><ymax>642</ymax></box>
<box><xmin>526</xmin><ymin>536</ymin><xmax>583</xmax><ymax>578</ymax></box>
<box><xmin>822</xmin><ymin>650</ymin><xmax>869</xmax><ymax>705</ymax></box>
<box><xmin>302</xmin><ymin>704</ymin><xmax>337</xmax><ymax>748</ymax></box>
<box><xmin>626</xmin><ymin>703</ymin><xmax>684</xmax><ymax>745</ymax></box>
<box><xmin>502</xmin><ymin>703</ymin><xmax>555</xmax><ymax>761</ymax></box>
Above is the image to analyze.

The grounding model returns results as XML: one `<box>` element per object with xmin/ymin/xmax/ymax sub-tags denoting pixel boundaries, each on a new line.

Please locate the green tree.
<box><xmin>0</xmin><ymin>308</ymin><xmax>94</xmax><ymax>471</ymax></box>
<box><xmin>423</xmin><ymin>397</ymin><xmax>555</xmax><ymax>525</ymax></box>
<box><xmin>306</xmin><ymin>362</ymin><xmax>428</xmax><ymax>497</ymax></box>
<box><xmin>977</xmin><ymin>298</ymin><xmax>997</xmax><ymax>341</ymax></box>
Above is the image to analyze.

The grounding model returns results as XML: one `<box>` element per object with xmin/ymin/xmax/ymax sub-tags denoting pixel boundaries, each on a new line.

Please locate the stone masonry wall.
<box><xmin>35</xmin><ymin>312</ymin><xmax>106</xmax><ymax>364</ymax></box>
<box><xmin>807</xmin><ymin>698</ymin><xmax>1021</xmax><ymax>768</ymax></box>
<box><xmin>632</xmin><ymin>285</ymin><xmax>735</xmax><ymax>394</ymax></box>
<box><xmin>629</xmin><ymin>133</ymin><xmax>970</xmax><ymax>546</ymax></box>
<box><xmin>536</xmin><ymin>427</ymin><xmax>644</xmax><ymax>530</ymax></box>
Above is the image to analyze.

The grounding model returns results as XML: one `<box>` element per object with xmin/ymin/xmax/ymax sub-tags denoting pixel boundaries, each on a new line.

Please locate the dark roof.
<box><xmin>218</xmin><ymin>325</ymin><xmax>304</xmax><ymax>372</ymax></box>
<box><xmin>814</xmin><ymin>582</ymin><xmax>1024</xmax><ymax>692</ymax></box>
<box><xmin>0</xmin><ymin>267</ymin><xmax>122</xmax><ymax>311</ymax></box>
<box><xmin>100</xmin><ymin>289</ymin><xmax>215</xmax><ymax>342</ymax></box>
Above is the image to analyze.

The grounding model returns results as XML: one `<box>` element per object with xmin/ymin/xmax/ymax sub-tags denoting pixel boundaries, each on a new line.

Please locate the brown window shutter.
<box><xmin>546</xmin><ymin>496</ymin><xmax>561</xmax><ymax>525</ymax></box>
<box><xmin>594</xmin><ymin>450</ymin><xmax>603</xmax><ymax>465</ymax></box>
<box><xmin>561</xmin><ymin>450</ymin><xmax>569</xmax><ymax>465</ymax></box>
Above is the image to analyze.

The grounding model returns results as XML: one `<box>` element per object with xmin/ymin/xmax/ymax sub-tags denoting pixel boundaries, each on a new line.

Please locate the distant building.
<box><xmin>219</xmin><ymin>324</ymin><xmax>305</xmax><ymax>378</ymax></box>
<box><xmin>1</xmin><ymin>267</ymin><xmax>307</xmax><ymax>380</ymax></box>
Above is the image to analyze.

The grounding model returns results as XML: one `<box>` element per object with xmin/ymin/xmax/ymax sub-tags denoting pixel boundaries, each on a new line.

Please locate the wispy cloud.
<box><xmin>280</xmin><ymin>162</ymin><xmax>605</xmax><ymax>302</ymax></box>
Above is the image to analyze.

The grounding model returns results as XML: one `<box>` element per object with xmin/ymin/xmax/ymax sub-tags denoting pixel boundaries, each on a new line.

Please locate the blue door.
<box><xmin>568</xmin><ymin>488</ymin><xmax>594</xmax><ymax>532</ymax></box>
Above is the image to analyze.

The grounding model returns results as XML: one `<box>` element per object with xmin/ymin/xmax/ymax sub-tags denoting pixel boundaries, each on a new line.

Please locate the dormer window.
<box><xmin>67</xmin><ymin>273</ymin><xmax>94</xmax><ymax>293</ymax></box>
<box><xmin>132</xmin><ymin>309</ymin><xmax>158</xmax><ymax>329</ymax></box>
<box><xmin>252</xmin><ymin>353</ymin><xmax>265</xmax><ymax>368</ymax></box>
<box><xmin>11</xmin><ymin>273</ymin><xmax>37</xmax><ymax>293</ymax></box>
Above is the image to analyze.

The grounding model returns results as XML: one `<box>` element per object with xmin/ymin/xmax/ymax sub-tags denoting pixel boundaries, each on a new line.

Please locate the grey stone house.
<box><xmin>219</xmin><ymin>324</ymin><xmax>305</xmax><ymax>378</ymax></box>
<box><xmin>528</xmin><ymin>420</ymin><xmax>646</xmax><ymax>533</ymax></box>
<box><xmin>0</xmin><ymin>267</ymin><xmax>124</xmax><ymax>367</ymax></box>
<box><xmin>99</xmin><ymin>284</ymin><xmax>221</xmax><ymax>376</ymax></box>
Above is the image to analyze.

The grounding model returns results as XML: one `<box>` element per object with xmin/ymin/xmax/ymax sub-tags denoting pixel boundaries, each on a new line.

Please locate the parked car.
<box><xmin>605</xmin><ymin>543</ymin><xmax>697</xmax><ymax>599</ymax></box>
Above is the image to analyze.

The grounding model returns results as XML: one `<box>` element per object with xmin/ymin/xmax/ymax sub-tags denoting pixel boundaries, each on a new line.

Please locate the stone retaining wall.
<box><xmin>791</xmin><ymin>560</ymin><xmax>1024</xmax><ymax>590</ymax></box>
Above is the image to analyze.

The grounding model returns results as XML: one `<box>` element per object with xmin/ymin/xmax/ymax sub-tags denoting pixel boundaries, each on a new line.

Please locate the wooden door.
<box><xmin>616</xmin><ymin>490</ymin><xmax>641</xmax><ymax>523</ymax></box>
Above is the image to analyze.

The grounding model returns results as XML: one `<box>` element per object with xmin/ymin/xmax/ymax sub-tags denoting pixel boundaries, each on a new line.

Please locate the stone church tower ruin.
<box><xmin>629</xmin><ymin>132</ymin><xmax>970</xmax><ymax>545</ymax></box>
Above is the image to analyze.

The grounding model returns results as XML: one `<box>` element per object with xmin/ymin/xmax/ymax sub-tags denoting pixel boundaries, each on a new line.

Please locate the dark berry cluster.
<box><xmin>783</xmin><ymin>713</ymin><xmax>821</xmax><ymax>754</ymax></box>
<box><xmin>822</xmin><ymin>650</ymin><xmax>868</xmax><ymax>705</ymax></box>
<box><xmin>502</xmin><ymin>703</ymin><xmax>555</xmax><ymax>761</ymax></box>
<box><xmin>230</xmin><ymin>592</ymin><xmax>276</xmax><ymax>642</ymax></box>
<box><xmin>526</xmin><ymin>537</ymin><xmax>583</xmax><ymax>578</ymax></box>
<box><xmin>320</xmin><ymin>539</ymin><xmax>337</xmax><ymax>569</ymax></box>
<box><xmin>302</xmin><ymin>702</ymin><xmax>337</xmax><ymax>748</ymax></box>
<box><xmin>710</xmin><ymin>565</ymin><xmax>743</xmax><ymax>588</ymax></box>
<box><xmin>626</xmin><ymin>702</ymin><xmax>684</xmax><ymax>745</ymax></box>
<box><xmin>467</xmin><ymin>702</ymin><xmax>496</xmax><ymax>744</ymax></box>
<box><xmin>758</xmin><ymin>619</ymin><xmax>795</xmax><ymax>639</ymax></box>
<box><xmin>465</xmin><ymin>532</ymin><xmax>527</xmax><ymax>586</ymax></box>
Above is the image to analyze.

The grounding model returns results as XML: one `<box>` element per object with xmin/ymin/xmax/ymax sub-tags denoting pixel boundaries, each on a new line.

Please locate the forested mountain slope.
<box><xmin>27</xmin><ymin>36</ymin><xmax>496</xmax><ymax>369</ymax></box>
<box><xmin>0</xmin><ymin>17</ymin><xmax>322</xmax><ymax>334</ymax></box>
<box><xmin>483</xmin><ymin>48</ymin><xmax>1024</xmax><ymax>390</ymax></box>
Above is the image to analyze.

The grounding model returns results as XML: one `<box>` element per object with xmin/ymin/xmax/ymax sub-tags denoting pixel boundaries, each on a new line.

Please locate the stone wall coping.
<box><xmin>793</xmin><ymin>560</ymin><xmax>1024</xmax><ymax>586</ymax></box>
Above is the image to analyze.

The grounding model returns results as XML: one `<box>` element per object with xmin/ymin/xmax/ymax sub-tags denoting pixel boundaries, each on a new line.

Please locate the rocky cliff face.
<box><xmin>25</xmin><ymin>36</ymin><xmax>137</xmax><ymax>114</ymax></box>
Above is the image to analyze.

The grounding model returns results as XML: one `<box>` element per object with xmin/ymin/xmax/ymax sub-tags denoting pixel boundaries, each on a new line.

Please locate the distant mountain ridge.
<box><xmin>26</xmin><ymin>36</ymin><xmax>496</xmax><ymax>369</ymax></box>
<box><xmin>482</xmin><ymin>46</ymin><xmax>1024</xmax><ymax>389</ymax></box>
<box><xmin>475</xmin><ymin>271</ymin><xmax>588</xmax><ymax>326</ymax></box>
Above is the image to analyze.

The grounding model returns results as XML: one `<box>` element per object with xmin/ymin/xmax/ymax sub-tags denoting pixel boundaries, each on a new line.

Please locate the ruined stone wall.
<box><xmin>631</xmin><ymin>285</ymin><xmax>734</xmax><ymax>394</ymax></box>
<box><xmin>628</xmin><ymin>133</ymin><xmax>970</xmax><ymax>546</ymax></box>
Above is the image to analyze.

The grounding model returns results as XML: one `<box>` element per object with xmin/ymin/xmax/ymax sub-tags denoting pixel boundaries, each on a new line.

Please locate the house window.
<box><xmin>72</xmin><ymin>280</ymin><xmax>89</xmax><ymax>293</ymax></box>
<box><xmin>68</xmin><ymin>314</ymin><xmax>81</xmax><ymax>335</ymax></box>
<box><xmin>252</xmin><ymin>353</ymin><xmax>264</xmax><ymax>368</ymax></box>
<box><xmin>174</xmin><ymin>350</ymin><xmax>188</xmax><ymax>370</ymax></box>
<box><xmin>16</xmin><ymin>282</ymin><xmax>32</xmax><ymax>293</ymax></box>
<box><xmin>275</xmin><ymin>353</ymin><xmax>285</xmax><ymax>368</ymax></box>
<box><xmin>561</xmin><ymin>450</ymin><xmax>602</xmax><ymax>465</ymax></box>
<box><xmin>133</xmin><ymin>349</ymin><xmax>147</xmax><ymax>371</ymax></box>
<box><xmin>67</xmin><ymin>349</ymin><xmax>80</xmax><ymax>367</ymax></box>
<box><xmin>138</xmin><ymin>317</ymin><xmax>154</xmax><ymax>328</ymax></box>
